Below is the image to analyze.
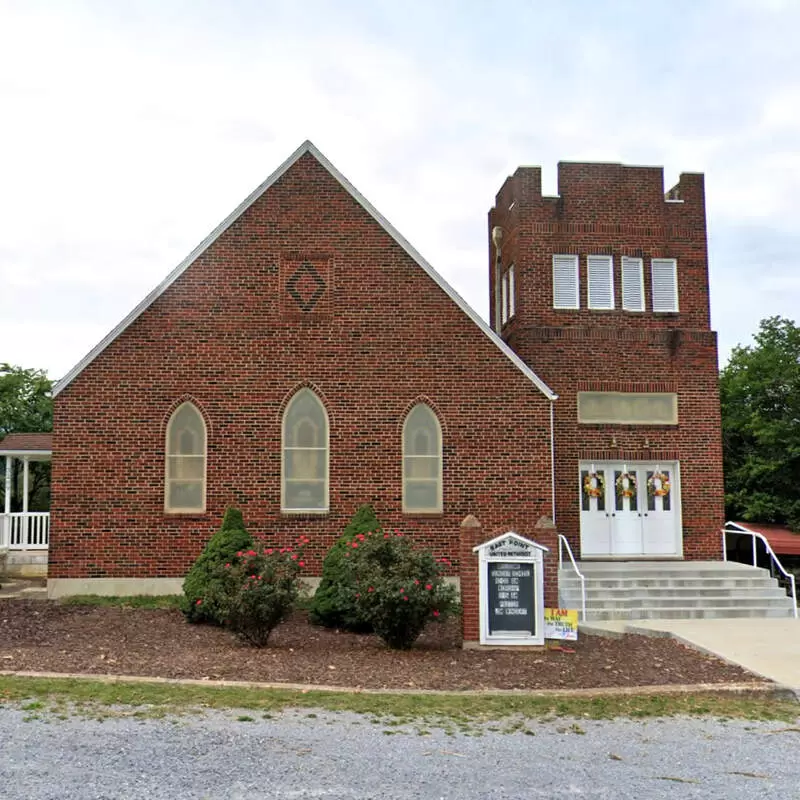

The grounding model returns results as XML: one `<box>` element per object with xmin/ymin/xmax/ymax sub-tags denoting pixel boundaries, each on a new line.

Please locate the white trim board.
<box><xmin>53</xmin><ymin>141</ymin><xmax>556</xmax><ymax>401</ymax></box>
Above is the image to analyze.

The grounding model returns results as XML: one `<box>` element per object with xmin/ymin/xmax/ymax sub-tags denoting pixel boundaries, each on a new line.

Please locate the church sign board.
<box><xmin>473</xmin><ymin>532</ymin><xmax>548</xmax><ymax>646</ymax></box>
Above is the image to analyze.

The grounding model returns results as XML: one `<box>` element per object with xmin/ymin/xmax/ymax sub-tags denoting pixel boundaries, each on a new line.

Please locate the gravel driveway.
<box><xmin>1</xmin><ymin>705</ymin><xmax>799</xmax><ymax>799</ymax></box>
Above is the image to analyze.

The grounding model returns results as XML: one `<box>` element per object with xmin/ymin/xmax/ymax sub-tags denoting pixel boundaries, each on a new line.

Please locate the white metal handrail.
<box><xmin>557</xmin><ymin>534</ymin><xmax>586</xmax><ymax>621</ymax></box>
<box><xmin>723</xmin><ymin>521</ymin><xmax>798</xmax><ymax>619</ymax></box>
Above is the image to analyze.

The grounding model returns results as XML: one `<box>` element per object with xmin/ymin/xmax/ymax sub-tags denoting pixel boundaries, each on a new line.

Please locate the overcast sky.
<box><xmin>1</xmin><ymin>0</ymin><xmax>799</xmax><ymax>380</ymax></box>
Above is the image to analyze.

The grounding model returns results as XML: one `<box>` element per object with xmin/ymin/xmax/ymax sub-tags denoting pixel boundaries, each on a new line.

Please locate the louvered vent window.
<box><xmin>651</xmin><ymin>258</ymin><xmax>679</xmax><ymax>312</ymax></box>
<box><xmin>553</xmin><ymin>255</ymin><xmax>579</xmax><ymax>309</ymax></box>
<box><xmin>621</xmin><ymin>256</ymin><xmax>645</xmax><ymax>311</ymax></box>
<box><xmin>500</xmin><ymin>264</ymin><xmax>516</xmax><ymax>325</ymax></box>
<box><xmin>587</xmin><ymin>255</ymin><xmax>614</xmax><ymax>309</ymax></box>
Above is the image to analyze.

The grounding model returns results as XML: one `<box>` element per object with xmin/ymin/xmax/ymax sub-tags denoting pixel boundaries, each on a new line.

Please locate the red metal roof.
<box><xmin>733</xmin><ymin>521</ymin><xmax>800</xmax><ymax>555</ymax></box>
<box><xmin>0</xmin><ymin>433</ymin><xmax>53</xmax><ymax>452</ymax></box>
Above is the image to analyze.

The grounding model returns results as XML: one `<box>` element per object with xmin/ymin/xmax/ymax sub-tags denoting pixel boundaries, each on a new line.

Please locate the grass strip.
<box><xmin>58</xmin><ymin>595</ymin><xmax>183</xmax><ymax>610</ymax></box>
<box><xmin>1</xmin><ymin>676</ymin><xmax>797</xmax><ymax>723</ymax></box>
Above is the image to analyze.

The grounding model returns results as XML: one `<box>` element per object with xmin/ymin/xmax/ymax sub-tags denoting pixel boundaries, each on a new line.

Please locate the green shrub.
<box><xmin>309</xmin><ymin>504</ymin><xmax>382</xmax><ymax>630</ymax></box>
<box><xmin>213</xmin><ymin>546</ymin><xmax>305</xmax><ymax>647</ymax></box>
<box><xmin>347</xmin><ymin>531</ymin><xmax>458</xmax><ymax>649</ymax></box>
<box><xmin>181</xmin><ymin>507</ymin><xmax>254</xmax><ymax>624</ymax></box>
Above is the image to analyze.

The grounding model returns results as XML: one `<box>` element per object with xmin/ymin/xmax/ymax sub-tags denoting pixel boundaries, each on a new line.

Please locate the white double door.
<box><xmin>579</xmin><ymin>462</ymin><xmax>680</xmax><ymax>557</ymax></box>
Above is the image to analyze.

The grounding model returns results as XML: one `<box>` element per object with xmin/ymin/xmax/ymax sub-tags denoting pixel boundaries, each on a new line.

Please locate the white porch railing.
<box><xmin>723</xmin><ymin>521</ymin><xmax>798</xmax><ymax>618</ymax></box>
<box><xmin>0</xmin><ymin>512</ymin><xmax>50</xmax><ymax>550</ymax></box>
<box><xmin>558</xmin><ymin>534</ymin><xmax>586</xmax><ymax>621</ymax></box>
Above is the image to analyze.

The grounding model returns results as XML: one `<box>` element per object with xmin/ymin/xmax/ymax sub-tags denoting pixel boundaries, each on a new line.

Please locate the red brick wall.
<box><xmin>489</xmin><ymin>162</ymin><xmax>724</xmax><ymax>560</ymax></box>
<box><xmin>50</xmin><ymin>153</ymin><xmax>556</xmax><ymax>580</ymax></box>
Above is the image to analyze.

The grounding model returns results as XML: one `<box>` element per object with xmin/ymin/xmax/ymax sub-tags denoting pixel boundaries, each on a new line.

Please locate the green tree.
<box><xmin>0</xmin><ymin>363</ymin><xmax>53</xmax><ymax>512</ymax></box>
<box><xmin>720</xmin><ymin>316</ymin><xmax>800</xmax><ymax>530</ymax></box>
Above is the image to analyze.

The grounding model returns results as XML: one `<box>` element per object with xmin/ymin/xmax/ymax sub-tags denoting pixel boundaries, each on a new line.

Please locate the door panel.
<box><xmin>642</xmin><ymin>468</ymin><xmax>677</xmax><ymax>555</ymax></box>
<box><xmin>578</xmin><ymin>467</ymin><xmax>611</xmax><ymax>556</ymax></box>
<box><xmin>611</xmin><ymin>468</ymin><xmax>642</xmax><ymax>555</ymax></box>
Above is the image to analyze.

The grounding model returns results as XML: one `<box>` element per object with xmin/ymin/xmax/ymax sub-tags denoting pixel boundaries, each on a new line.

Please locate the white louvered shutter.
<box><xmin>553</xmin><ymin>255</ymin><xmax>579</xmax><ymax>309</ymax></box>
<box><xmin>587</xmin><ymin>255</ymin><xmax>614</xmax><ymax>309</ymax></box>
<box><xmin>621</xmin><ymin>256</ymin><xmax>644</xmax><ymax>311</ymax></box>
<box><xmin>501</xmin><ymin>271</ymin><xmax>509</xmax><ymax>324</ymax></box>
<box><xmin>651</xmin><ymin>258</ymin><xmax>679</xmax><ymax>312</ymax></box>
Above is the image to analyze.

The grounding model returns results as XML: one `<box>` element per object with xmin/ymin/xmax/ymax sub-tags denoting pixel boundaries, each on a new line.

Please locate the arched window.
<box><xmin>282</xmin><ymin>388</ymin><xmax>329</xmax><ymax>512</ymax></box>
<box><xmin>165</xmin><ymin>402</ymin><xmax>207</xmax><ymax>513</ymax></box>
<box><xmin>402</xmin><ymin>404</ymin><xmax>442</xmax><ymax>513</ymax></box>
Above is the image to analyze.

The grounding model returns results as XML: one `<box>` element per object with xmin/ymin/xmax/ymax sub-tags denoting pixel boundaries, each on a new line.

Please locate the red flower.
<box><xmin>195</xmin><ymin>599</ymin><xmax>202</xmax><ymax>606</ymax></box>
<box><xmin>384</xmin><ymin>533</ymin><xmax>390</xmax><ymax>539</ymax></box>
<box><xmin>291</xmin><ymin>554</ymin><xmax>298</xmax><ymax>560</ymax></box>
<box><xmin>357</xmin><ymin>534</ymin><xmax>365</xmax><ymax>541</ymax></box>
<box><xmin>414</xmin><ymin>580</ymin><xmax>420</xmax><ymax>585</ymax></box>
<box><xmin>351</xmin><ymin>542</ymin><xmax>358</xmax><ymax>548</ymax></box>
<box><xmin>224</xmin><ymin>563</ymin><xmax>230</xmax><ymax>568</ymax></box>
<box><xmin>247</xmin><ymin>550</ymin><xmax>256</xmax><ymax>556</ymax></box>
<box><xmin>355</xmin><ymin>593</ymin><xmax>360</xmax><ymax>599</ymax></box>
<box><xmin>299</xmin><ymin>561</ymin><xmax>305</xmax><ymax>567</ymax></box>
<box><xmin>368</xmin><ymin>587</ymin><xmax>374</xmax><ymax>593</ymax></box>
<box><xmin>402</xmin><ymin>596</ymin><xmax>409</xmax><ymax>601</ymax></box>
<box><xmin>433</xmin><ymin>610</ymin><xmax>440</xmax><ymax>617</ymax></box>
<box><xmin>236</xmin><ymin>551</ymin><xmax>242</xmax><ymax>557</ymax></box>
<box><xmin>400</xmin><ymin>588</ymin><xmax>405</xmax><ymax>593</ymax></box>
<box><xmin>266</xmin><ymin>548</ymin><xmax>273</xmax><ymax>555</ymax></box>
<box><xmin>425</xmin><ymin>584</ymin><xmax>432</xmax><ymax>591</ymax></box>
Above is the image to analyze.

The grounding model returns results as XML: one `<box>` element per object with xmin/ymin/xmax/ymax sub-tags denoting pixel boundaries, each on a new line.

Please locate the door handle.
<box><xmin>611</xmin><ymin>513</ymin><xmax>616</xmax><ymax>517</ymax></box>
<box><xmin>644</xmin><ymin>513</ymin><xmax>649</xmax><ymax>517</ymax></box>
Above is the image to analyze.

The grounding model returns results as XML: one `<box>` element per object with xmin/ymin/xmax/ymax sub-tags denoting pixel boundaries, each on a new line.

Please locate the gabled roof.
<box><xmin>728</xmin><ymin>521</ymin><xmax>800</xmax><ymax>556</ymax></box>
<box><xmin>0</xmin><ymin>433</ymin><xmax>53</xmax><ymax>454</ymax></box>
<box><xmin>53</xmin><ymin>141</ymin><xmax>556</xmax><ymax>400</ymax></box>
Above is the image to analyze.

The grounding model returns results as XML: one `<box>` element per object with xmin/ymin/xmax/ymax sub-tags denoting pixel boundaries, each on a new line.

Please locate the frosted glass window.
<box><xmin>165</xmin><ymin>402</ymin><xmax>207</xmax><ymax>513</ymax></box>
<box><xmin>577</xmin><ymin>392</ymin><xmax>678</xmax><ymax>425</ymax></box>
<box><xmin>403</xmin><ymin>404</ymin><xmax>442</xmax><ymax>513</ymax></box>
<box><xmin>282</xmin><ymin>388</ymin><xmax>329</xmax><ymax>512</ymax></box>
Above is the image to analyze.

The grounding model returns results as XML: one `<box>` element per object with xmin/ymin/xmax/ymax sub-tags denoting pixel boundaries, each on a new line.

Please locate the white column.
<box><xmin>22</xmin><ymin>456</ymin><xmax>29</xmax><ymax>547</ymax></box>
<box><xmin>2</xmin><ymin>456</ymin><xmax>10</xmax><ymax>548</ymax></box>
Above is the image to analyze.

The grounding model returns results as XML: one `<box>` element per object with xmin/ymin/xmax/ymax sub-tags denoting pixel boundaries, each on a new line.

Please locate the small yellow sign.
<box><xmin>544</xmin><ymin>608</ymin><xmax>579</xmax><ymax>641</ymax></box>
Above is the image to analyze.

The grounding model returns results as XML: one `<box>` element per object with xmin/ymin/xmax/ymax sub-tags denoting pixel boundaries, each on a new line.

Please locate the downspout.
<box><xmin>549</xmin><ymin>399</ymin><xmax>556</xmax><ymax>526</ymax></box>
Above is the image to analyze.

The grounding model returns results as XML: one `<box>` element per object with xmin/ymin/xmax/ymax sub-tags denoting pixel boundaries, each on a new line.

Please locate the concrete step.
<box><xmin>561</xmin><ymin>581</ymin><xmax>786</xmax><ymax>600</ymax></box>
<box><xmin>562</xmin><ymin>595</ymin><xmax>792</xmax><ymax>610</ymax></box>
<box><xmin>566</xmin><ymin>567</ymin><xmax>774</xmax><ymax>579</ymax></box>
<box><xmin>583</xmin><ymin>606</ymin><xmax>795</xmax><ymax>621</ymax></box>
<box><xmin>558</xmin><ymin>560</ymin><xmax>796</xmax><ymax>621</ymax></box>
<box><xmin>559</xmin><ymin>577</ymin><xmax>778</xmax><ymax>590</ymax></box>
<box><xmin>573</xmin><ymin>560</ymin><xmax>759</xmax><ymax>571</ymax></box>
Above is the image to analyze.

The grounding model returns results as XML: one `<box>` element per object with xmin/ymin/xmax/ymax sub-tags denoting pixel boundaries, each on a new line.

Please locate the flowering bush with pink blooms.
<box><xmin>212</xmin><ymin>541</ymin><xmax>308</xmax><ymax>647</ymax></box>
<box><xmin>343</xmin><ymin>531</ymin><xmax>458</xmax><ymax>650</ymax></box>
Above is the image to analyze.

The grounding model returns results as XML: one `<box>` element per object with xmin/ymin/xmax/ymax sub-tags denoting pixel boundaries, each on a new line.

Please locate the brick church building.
<box><xmin>46</xmin><ymin>142</ymin><xmax>724</xmax><ymax>602</ymax></box>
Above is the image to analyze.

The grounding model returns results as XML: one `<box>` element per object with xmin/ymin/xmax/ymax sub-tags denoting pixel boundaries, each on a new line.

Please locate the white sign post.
<box><xmin>474</xmin><ymin>532</ymin><xmax>548</xmax><ymax>646</ymax></box>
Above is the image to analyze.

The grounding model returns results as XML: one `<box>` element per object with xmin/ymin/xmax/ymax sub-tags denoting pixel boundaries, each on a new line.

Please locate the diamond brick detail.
<box><xmin>286</xmin><ymin>261</ymin><xmax>326</xmax><ymax>312</ymax></box>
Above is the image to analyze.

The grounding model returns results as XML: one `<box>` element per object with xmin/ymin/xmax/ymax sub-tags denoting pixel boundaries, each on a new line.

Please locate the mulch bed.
<box><xmin>0</xmin><ymin>599</ymin><xmax>764</xmax><ymax>691</ymax></box>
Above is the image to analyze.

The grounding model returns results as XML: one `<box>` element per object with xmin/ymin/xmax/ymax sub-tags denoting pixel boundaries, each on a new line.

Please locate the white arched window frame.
<box><xmin>282</xmin><ymin>388</ymin><xmax>329</xmax><ymax>513</ymax></box>
<box><xmin>165</xmin><ymin>402</ymin><xmax>207</xmax><ymax>513</ymax></box>
<box><xmin>402</xmin><ymin>403</ymin><xmax>443</xmax><ymax>513</ymax></box>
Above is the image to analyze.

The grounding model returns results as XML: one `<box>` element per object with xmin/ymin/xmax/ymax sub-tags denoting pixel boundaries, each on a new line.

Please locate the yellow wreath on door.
<box><xmin>647</xmin><ymin>471</ymin><xmax>671</xmax><ymax>497</ymax></box>
<box><xmin>583</xmin><ymin>472</ymin><xmax>605</xmax><ymax>498</ymax></box>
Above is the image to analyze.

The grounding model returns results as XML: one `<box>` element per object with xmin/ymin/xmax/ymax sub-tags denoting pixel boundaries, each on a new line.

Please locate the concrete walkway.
<box><xmin>584</xmin><ymin>618</ymin><xmax>800</xmax><ymax>692</ymax></box>
<box><xmin>0</xmin><ymin>577</ymin><xmax>47</xmax><ymax>599</ymax></box>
